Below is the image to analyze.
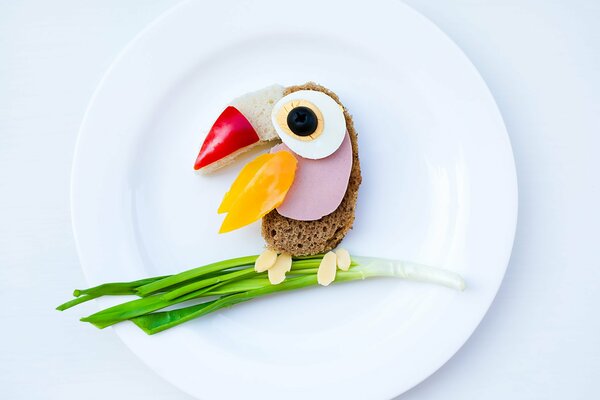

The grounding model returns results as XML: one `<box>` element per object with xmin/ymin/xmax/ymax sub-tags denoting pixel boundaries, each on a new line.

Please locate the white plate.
<box><xmin>71</xmin><ymin>0</ymin><xmax>517</xmax><ymax>398</ymax></box>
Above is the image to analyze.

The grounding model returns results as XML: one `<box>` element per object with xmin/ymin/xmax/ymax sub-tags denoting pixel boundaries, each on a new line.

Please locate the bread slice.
<box><xmin>196</xmin><ymin>85</ymin><xmax>284</xmax><ymax>173</ymax></box>
<box><xmin>262</xmin><ymin>82</ymin><xmax>362</xmax><ymax>256</ymax></box>
<box><xmin>230</xmin><ymin>84</ymin><xmax>284</xmax><ymax>142</ymax></box>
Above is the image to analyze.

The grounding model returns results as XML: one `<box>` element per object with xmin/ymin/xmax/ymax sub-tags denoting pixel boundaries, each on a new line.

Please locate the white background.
<box><xmin>0</xmin><ymin>0</ymin><xmax>598</xmax><ymax>399</ymax></box>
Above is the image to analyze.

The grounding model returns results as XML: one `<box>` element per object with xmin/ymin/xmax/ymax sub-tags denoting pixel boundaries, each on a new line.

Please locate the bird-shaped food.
<box><xmin>58</xmin><ymin>83</ymin><xmax>467</xmax><ymax>334</ymax></box>
<box><xmin>195</xmin><ymin>82</ymin><xmax>361</xmax><ymax>285</ymax></box>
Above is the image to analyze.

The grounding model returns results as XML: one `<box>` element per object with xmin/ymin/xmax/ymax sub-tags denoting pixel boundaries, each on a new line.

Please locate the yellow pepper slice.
<box><xmin>218</xmin><ymin>153</ymin><xmax>274</xmax><ymax>214</ymax></box>
<box><xmin>219</xmin><ymin>150</ymin><xmax>297</xmax><ymax>233</ymax></box>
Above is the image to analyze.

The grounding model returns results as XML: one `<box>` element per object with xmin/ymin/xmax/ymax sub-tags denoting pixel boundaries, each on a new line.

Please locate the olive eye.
<box><xmin>272</xmin><ymin>90</ymin><xmax>346</xmax><ymax>159</ymax></box>
<box><xmin>274</xmin><ymin>99</ymin><xmax>324</xmax><ymax>142</ymax></box>
<box><xmin>287</xmin><ymin>106</ymin><xmax>318</xmax><ymax>137</ymax></box>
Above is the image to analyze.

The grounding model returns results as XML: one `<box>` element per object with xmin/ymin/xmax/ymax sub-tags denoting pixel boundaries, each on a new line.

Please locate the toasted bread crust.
<box><xmin>261</xmin><ymin>82</ymin><xmax>362</xmax><ymax>256</ymax></box>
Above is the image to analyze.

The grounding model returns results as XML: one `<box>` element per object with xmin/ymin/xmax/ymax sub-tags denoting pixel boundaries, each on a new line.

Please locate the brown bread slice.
<box><xmin>261</xmin><ymin>82</ymin><xmax>362</xmax><ymax>256</ymax></box>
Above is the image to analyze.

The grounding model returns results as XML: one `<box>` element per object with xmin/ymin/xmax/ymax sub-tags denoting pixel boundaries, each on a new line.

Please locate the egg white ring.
<box><xmin>271</xmin><ymin>90</ymin><xmax>347</xmax><ymax>160</ymax></box>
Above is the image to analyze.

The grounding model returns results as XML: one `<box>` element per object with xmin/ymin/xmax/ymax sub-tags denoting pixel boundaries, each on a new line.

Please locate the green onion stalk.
<box><xmin>57</xmin><ymin>254</ymin><xmax>465</xmax><ymax>335</ymax></box>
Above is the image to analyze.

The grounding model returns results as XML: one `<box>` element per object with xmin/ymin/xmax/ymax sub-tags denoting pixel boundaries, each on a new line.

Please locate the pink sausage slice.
<box><xmin>271</xmin><ymin>132</ymin><xmax>353</xmax><ymax>221</ymax></box>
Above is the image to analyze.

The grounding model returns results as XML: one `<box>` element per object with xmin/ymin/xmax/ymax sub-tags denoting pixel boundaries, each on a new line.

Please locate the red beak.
<box><xmin>194</xmin><ymin>106</ymin><xmax>260</xmax><ymax>171</ymax></box>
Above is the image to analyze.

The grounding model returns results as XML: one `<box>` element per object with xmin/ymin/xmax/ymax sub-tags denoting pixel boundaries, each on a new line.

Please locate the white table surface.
<box><xmin>1</xmin><ymin>1</ymin><xmax>598</xmax><ymax>399</ymax></box>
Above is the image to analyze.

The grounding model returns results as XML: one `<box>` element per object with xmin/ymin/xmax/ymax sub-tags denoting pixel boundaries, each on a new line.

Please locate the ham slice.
<box><xmin>271</xmin><ymin>131</ymin><xmax>353</xmax><ymax>221</ymax></box>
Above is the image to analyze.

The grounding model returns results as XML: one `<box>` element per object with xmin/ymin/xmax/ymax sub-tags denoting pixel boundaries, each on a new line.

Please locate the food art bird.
<box><xmin>57</xmin><ymin>83</ymin><xmax>466</xmax><ymax>335</ymax></box>
<box><xmin>194</xmin><ymin>83</ymin><xmax>361</xmax><ymax>285</ymax></box>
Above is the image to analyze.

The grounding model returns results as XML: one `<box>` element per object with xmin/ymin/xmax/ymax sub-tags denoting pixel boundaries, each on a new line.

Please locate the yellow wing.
<box><xmin>218</xmin><ymin>151</ymin><xmax>297</xmax><ymax>233</ymax></box>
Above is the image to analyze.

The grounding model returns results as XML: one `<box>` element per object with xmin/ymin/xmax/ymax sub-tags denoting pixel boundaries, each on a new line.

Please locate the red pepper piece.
<box><xmin>194</xmin><ymin>106</ymin><xmax>260</xmax><ymax>170</ymax></box>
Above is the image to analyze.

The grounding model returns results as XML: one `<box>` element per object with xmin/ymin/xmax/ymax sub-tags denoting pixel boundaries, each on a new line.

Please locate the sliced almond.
<box><xmin>335</xmin><ymin>248</ymin><xmax>351</xmax><ymax>271</ymax></box>
<box><xmin>268</xmin><ymin>253</ymin><xmax>292</xmax><ymax>285</ymax></box>
<box><xmin>255</xmin><ymin>249</ymin><xmax>278</xmax><ymax>272</ymax></box>
<box><xmin>317</xmin><ymin>251</ymin><xmax>337</xmax><ymax>286</ymax></box>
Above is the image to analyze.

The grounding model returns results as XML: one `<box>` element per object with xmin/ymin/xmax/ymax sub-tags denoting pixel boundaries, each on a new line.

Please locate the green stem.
<box><xmin>289</xmin><ymin>259</ymin><xmax>322</xmax><ymax>269</ymax></box>
<box><xmin>132</xmin><ymin>299</ymin><xmax>222</xmax><ymax>334</ymax></box>
<box><xmin>132</xmin><ymin>275</ymin><xmax>320</xmax><ymax>334</ymax></box>
<box><xmin>81</xmin><ymin>274</ymin><xmax>269</xmax><ymax>328</ymax></box>
<box><xmin>287</xmin><ymin>268</ymin><xmax>319</xmax><ymax>275</ymax></box>
<box><xmin>203</xmin><ymin>277</ymin><xmax>271</xmax><ymax>295</ymax></box>
<box><xmin>66</xmin><ymin>254</ymin><xmax>465</xmax><ymax>335</ymax></box>
<box><xmin>73</xmin><ymin>275</ymin><xmax>170</xmax><ymax>297</ymax></box>
<box><xmin>62</xmin><ymin>258</ymin><xmax>321</xmax><ymax>310</ymax></box>
<box><xmin>160</xmin><ymin>259</ymin><xmax>323</xmax><ymax>301</ymax></box>
<box><xmin>131</xmin><ymin>271</ymin><xmax>366</xmax><ymax>335</ymax></box>
<box><xmin>56</xmin><ymin>294</ymin><xmax>100</xmax><ymax>311</ymax></box>
<box><xmin>161</xmin><ymin>267</ymin><xmax>257</xmax><ymax>301</ymax></box>
<box><xmin>80</xmin><ymin>286</ymin><xmax>213</xmax><ymax>329</ymax></box>
<box><xmin>135</xmin><ymin>255</ymin><xmax>258</xmax><ymax>297</ymax></box>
